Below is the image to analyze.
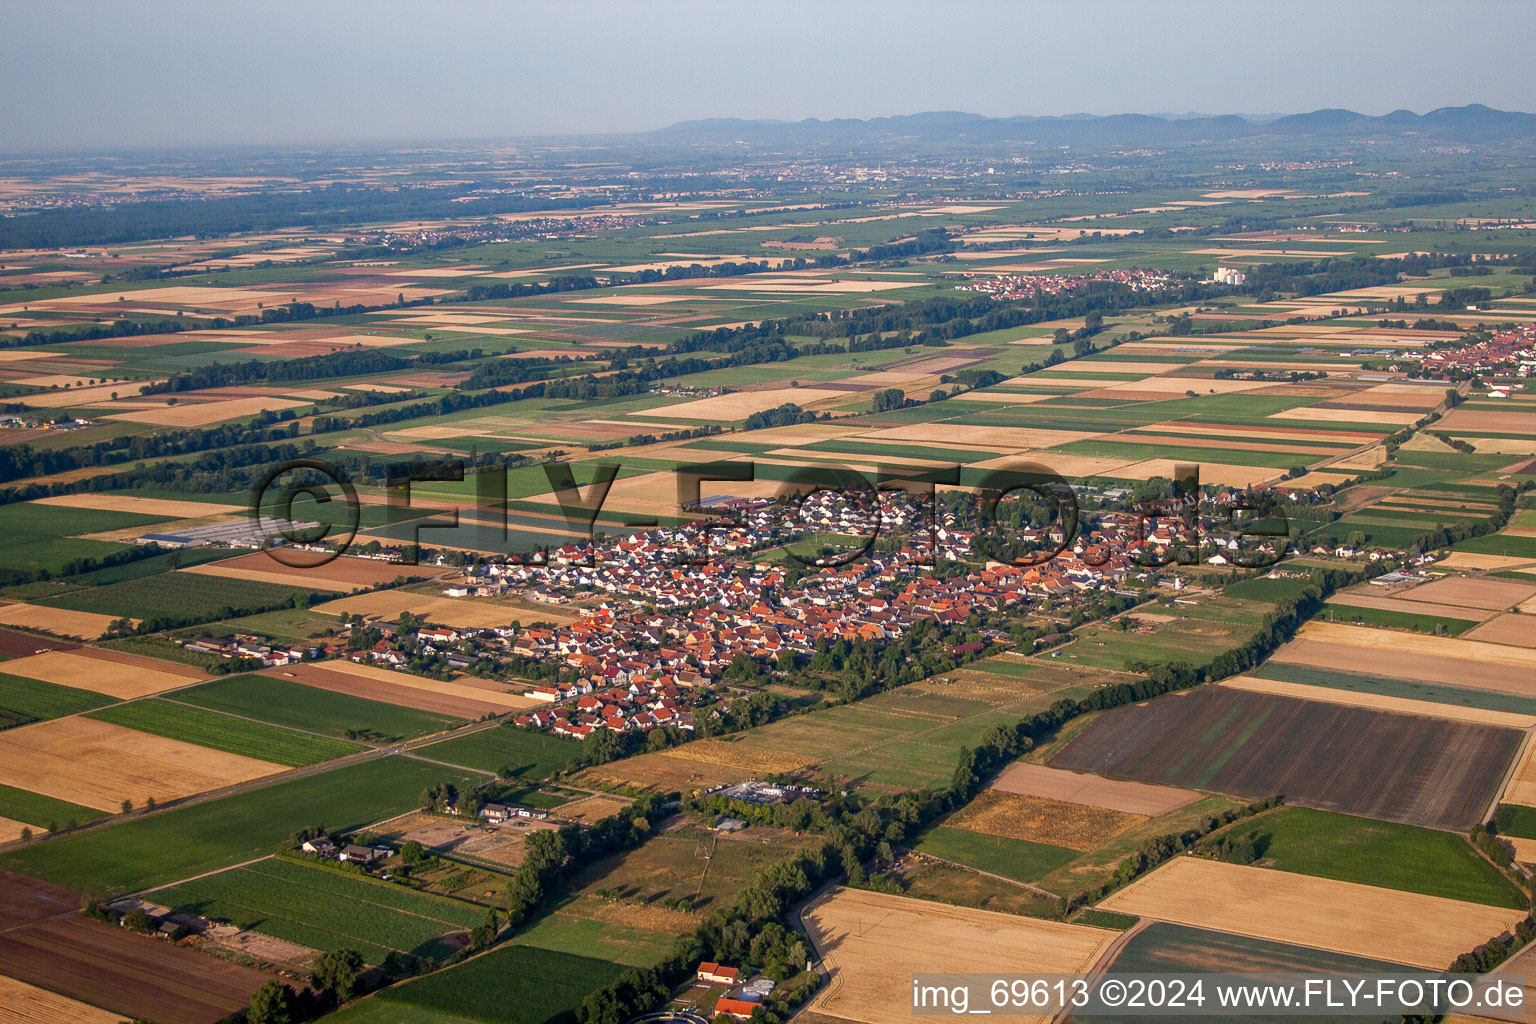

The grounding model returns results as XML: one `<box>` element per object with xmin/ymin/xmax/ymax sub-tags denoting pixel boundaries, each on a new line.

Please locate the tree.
<box><xmin>122</xmin><ymin>908</ymin><xmax>153</xmax><ymax>933</ymax></box>
<box><xmin>248</xmin><ymin>979</ymin><xmax>296</xmax><ymax>1024</ymax></box>
<box><xmin>311</xmin><ymin>948</ymin><xmax>365</xmax><ymax>1002</ymax></box>
<box><xmin>120</xmin><ymin>799</ymin><xmax>133</xmax><ymax>814</ymax></box>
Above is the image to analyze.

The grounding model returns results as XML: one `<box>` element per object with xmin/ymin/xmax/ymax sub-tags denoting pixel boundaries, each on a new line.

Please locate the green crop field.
<box><xmin>509</xmin><ymin>899</ymin><xmax>679</xmax><ymax>967</ymax></box>
<box><xmin>1316</xmin><ymin>603</ymin><xmax>1478</xmax><ymax>634</ymax></box>
<box><xmin>1074</xmin><ymin>909</ymin><xmax>1139</xmax><ymax>930</ymax></box>
<box><xmin>0</xmin><ymin>672</ymin><xmax>113</xmax><ymax>726</ymax></box>
<box><xmin>344</xmin><ymin>945</ymin><xmax>626</xmax><ymax>1024</ymax></box>
<box><xmin>0</xmin><ymin>756</ymin><xmax>480</xmax><ymax>895</ymax></box>
<box><xmin>1214</xmin><ymin>806</ymin><xmax>1526</xmax><ymax>909</ymax></box>
<box><xmin>0</xmin><ymin>503</ymin><xmax>167</xmax><ymax>577</ymax></box>
<box><xmin>1220</xmin><ymin>573</ymin><xmax>1325</xmax><ymax>603</ymax></box>
<box><xmin>0</xmin><ymin>781</ymin><xmax>107</xmax><ymax>830</ymax></box>
<box><xmin>1455</xmin><ymin>532</ymin><xmax>1536</xmax><ymax>558</ymax></box>
<box><xmin>913</xmin><ymin>825</ymin><xmax>1079</xmax><ymax>883</ymax></box>
<box><xmin>172</xmin><ymin>673</ymin><xmax>463</xmax><ymax>742</ymax></box>
<box><xmin>1497</xmin><ymin>803</ymin><xmax>1536</xmax><ymax>840</ymax></box>
<box><xmin>34</xmin><ymin>571</ymin><xmax>317</xmax><ymax>623</ymax></box>
<box><xmin>87</xmin><ymin>698</ymin><xmax>365</xmax><ymax>765</ymax></box>
<box><xmin>418</xmin><ymin>724</ymin><xmax>583</xmax><ymax>779</ymax></box>
<box><xmin>148</xmin><ymin>857</ymin><xmax>482</xmax><ymax>963</ymax></box>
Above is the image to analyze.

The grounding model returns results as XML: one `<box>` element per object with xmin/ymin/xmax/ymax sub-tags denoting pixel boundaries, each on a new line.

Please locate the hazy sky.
<box><xmin>3</xmin><ymin>0</ymin><xmax>1534</xmax><ymax>152</ymax></box>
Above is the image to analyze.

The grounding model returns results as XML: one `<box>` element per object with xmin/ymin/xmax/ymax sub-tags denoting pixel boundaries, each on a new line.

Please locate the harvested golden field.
<box><xmin>1270</xmin><ymin>407</ymin><xmax>1422</xmax><ymax>425</ymax></box>
<box><xmin>634</xmin><ymin>388</ymin><xmax>847</xmax><ymax>420</ymax></box>
<box><xmin>574</xmin><ymin>748</ymin><xmax>765</xmax><ymax>793</ymax></box>
<box><xmin>0</xmin><ymin>647</ymin><xmax>204</xmax><ymax>698</ymax></box>
<box><xmin>1100</xmin><ymin>376</ymin><xmax>1276</xmax><ymax>396</ymax></box>
<box><xmin>555</xmin><ymin>893</ymin><xmax>697</xmax><ymax>936</ymax></box>
<box><xmin>0</xmin><ymin>974</ymin><xmax>126</xmax><ymax>1024</ymax></box>
<box><xmin>553</xmin><ymin>794</ymin><xmax>631</xmax><ymax>825</ymax></box>
<box><xmin>105</xmin><ymin>395</ymin><xmax>308</xmax><ymax>427</ymax></box>
<box><xmin>1466</xmin><ymin>613</ymin><xmax>1536</xmax><ymax>649</ymax></box>
<box><xmin>1503</xmin><ymin>738</ymin><xmax>1536</xmax><ymax>807</ymax></box>
<box><xmin>1441</xmin><ymin>553</ymin><xmax>1536</xmax><ymax>572</ymax></box>
<box><xmin>866</xmin><ymin>424</ymin><xmax>1096</xmax><ymax>448</ymax></box>
<box><xmin>1114</xmin><ymin>459</ymin><xmax>1281</xmax><ymax>487</ymax></box>
<box><xmin>320</xmin><ymin>589</ymin><xmax>576</xmax><ymax>628</ymax></box>
<box><xmin>318</xmin><ymin>661</ymin><xmax>540</xmax><ymax>713</ymax></box>
<box><xmin>1326</xmin><ymin>589</ymin><xmax>1495</xmax><ymax>623</ymax></box>
<box><xmin>524</xmin><ymin>467</ymin><xmax>784</xmax><ymax>519</ymax></box>
<box><xmin>1219</xmin><ymin>676</ymin><xmax>1536</xmax><ymax>728</ymax></box>
<box><xmin>1297</xmin><ymin>621</ymin><xmax>1536</xmax><ymax>672</ymax></box>
<box><xmin>801</xmin><ymin>887</ymin><xmax>1115</xmax><ymax>1024</ymax></box>
<box><xmin>0</xmin><ymin>717</ymin><xmax>285</xmax><ymax>811</ymax></box>
<box><xmin>183</xmin><ymin>552</ymin><xmax>435</xmax><ymax>592</ymax></box>
<box><xmin>1275</xmin><ymin>635</ymin><xmax>1536</xmax><ymax>692</ymax></box>
<box><xmin>33</xmin><ymin>494</ymin><xmax>244</xmax><ymax>518</ymax></box>
<box><xmin>0</xmin><ymin>603</ymin><xmax>121</xmax><ymax>640</ymax></box>
<box><xmin>19</xmin><ymin>383</ymin><xmax>167</xmax><ymax>408</ymax></box>
<box><xmin>988</xmin><ymin>762</ymin><xmax>1199</xmax><ymax>816</ymax></box>
<box><xmin>1097</xmin><ymin>858</ymin><xmax>1522</xmax><ymax>969</ymax></box>
<box><xmin>0</xmin><ymin>814</ymin><xmax>33</xmax><ymax>843</ymax></box>
<box><xmin>948</xmin><ymin>790</ymin><xmax>1145</xmax><ymax>851</ymax></box>
<box><xmin>275</xmin><ymin>664</ymin><xmax>507</xmax><ymax>718</ymax></box>
<box><xmin>1403</xmin><ymin>576</ymin><xmax>1536</xmax><ymax>611</ymax></box>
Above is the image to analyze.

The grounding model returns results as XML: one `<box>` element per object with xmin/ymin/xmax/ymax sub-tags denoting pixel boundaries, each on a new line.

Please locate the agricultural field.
<box><xmin>277</xmin><ymin>661</ymin><xmax>539</xmax><ymax>718</ymax></box>
<box><xmin>330</xmin><ymin>945</ymin><xmax>626</xmax><ymax>1024</ymax></box>
<box><xmin>986</xmin><ymin>761</ymin><xmax>1200</xmax><ymax>816</ymax></box>
<box><xmin>0</xmin><ymin>646</ymin><xmax>207</xmax><ymax>699</ymax></box>
<box><xmin>24</xmin><ymin>571</ymin><xmax>317</xmax><ymax>623</ymax></box>
<box><xmin>564</xmin><ymin>821</ymin><xmax>820</xmax><ymax>916</ymax></box>
<box><xmin>579</xmin><ymin>661</ymin><xmax>1123</xmax><ymax>794</ymax></box>
<box><xmin>891</xmin><ymin>858</ymin><xmax>1063</xmax><ymax>918</ymax></box>
<box><xmin>1096</xmin><ymin>857</ymin><xmax>1524</xmax><ymax>969</ymax></box>
<box><xmin>801</xmin><ymin>887</ymin><xmax>1116</xmax><ymax>1023</ymax></box>
<box><xmin>507</xmin><ymin>895</ymin><xmax>690</xmax><ymax>967</ymax></box>
<box><xmin>946</xmin><ymin>790</ymin><xmax>1147</xmax><ymax>851</ymax></box>
<box><xmin>0</xmin><ymin>782</ymin><xmax>105</xmax><ymax>837</ymax></box>
<box><xmin>0</xmin><ymin>671</ymin><xmax>113</xmax><ymax>728</ymax></box>
<box><xmin>0</xmin><ymin>974</ymin><xmax>127</xmax><ymax>1024</ymax></box>
<box><xmin>1079</xmin><ymin>923</ymin><xmax>1411</xmax><ymax>1024</ymax></box>
<box><xmin>85</xmin><ymin>698</ymin><xmax>365</xmax><ymax>766</ymax></box>
<box><xmin>417</xmin><ymin>723</ymin><xmax>584</xmax><ymax>779</ymax></box>
<box><xmin>1054</xmin><ymin>595</ymin><xmax>1277</xmax><ymax>672</ymax></box>
<box><xmin>0</xmin><ymin>871</ymin><xmax>272</xmax><ymax>1024</ymax></box>
<box><xmin>171</xmin><ymin>672</ymin><xmax>464</xmax><ymax>742</ymax></box>
<box><xmin>7</xmin><ymin>96</ymin><xmax>1536</xmax><ymax>1024</ymax></box>
<box><xmin>0</xmin><ymin>756</ymin><xmax>480</xmax><ymax>894</ymax></box>
<box><xmin>0</xmin><ymin>714</ymin><xmax>288</xmax><ymax>811</ymax></box>
<box><xmin>1205</xmin><ymin>806</ymin><xmax>1526</xmax><ymax>908</ymax></box>
<box><xmin>1050</xmin><ymin>687</ymin><xmax>1522</xmax><ymax>831</ymax></box>
<box><xmin>147</xmin><ymin>857</ymin><xmax>483</xmax><ymax>964</ymax></box>
<box><xmin>1250</xmin><ymin>661</ymin><xmax>1536</xmax><ymax>718</ymax></box>
<box><xmin>912</xmin><ymin>825</ymin><xmax>1079</xmax><ymax>884</ymax></box>
<box><xmin>1268</xmin><ymin>619</ymin><xmax>1536</xmax><ymax>696</ymax></box>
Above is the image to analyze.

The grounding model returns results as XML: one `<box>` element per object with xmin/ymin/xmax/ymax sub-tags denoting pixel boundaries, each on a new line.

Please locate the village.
<box><xmin>957</xmin><ymin>266</ymin><xmax>1175</xmax><ymax>301</ymax></box>
<box><xmin>1411</xmin><ymin>322</ymin><xmax>1536</xmax><ymax>384</ymax></box>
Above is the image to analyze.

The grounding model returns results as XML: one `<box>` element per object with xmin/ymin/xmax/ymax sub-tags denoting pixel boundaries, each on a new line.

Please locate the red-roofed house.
<box><xmin>697</xmin><ymin>961</ymin><xmax>740</xmax><ymax>985</ymax></box>
<box><xmin>714</xmin><ymin>997</ymin><xmax>759</xmax><ymax>1021</ymax></box>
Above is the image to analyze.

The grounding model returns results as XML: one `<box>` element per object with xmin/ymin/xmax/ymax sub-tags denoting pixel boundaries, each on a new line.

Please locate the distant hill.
<box><xmin>643</xmin><ymin>105</ymin><xmax>1536</xmax><ymax>149</ymax></box>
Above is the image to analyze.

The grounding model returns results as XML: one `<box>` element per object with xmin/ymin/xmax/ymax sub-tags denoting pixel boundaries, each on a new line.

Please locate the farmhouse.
<box><xmin>339</xmin><ymin>844</ymin><xmax>391</xmax><ymax>865</ymax></box>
